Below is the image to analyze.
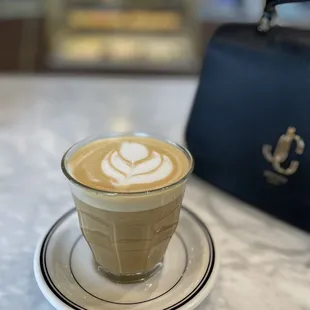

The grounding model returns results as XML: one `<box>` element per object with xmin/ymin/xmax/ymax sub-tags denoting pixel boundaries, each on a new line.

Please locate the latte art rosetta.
<box><xmin>101</xmin><ymin>142</ymin><xmax>173</xmax><ymax>186</ymax></box>
<box><xmin>69</xmin><ymin>136</ymin><xmax>190</xmax><ymax>192</ymax></box>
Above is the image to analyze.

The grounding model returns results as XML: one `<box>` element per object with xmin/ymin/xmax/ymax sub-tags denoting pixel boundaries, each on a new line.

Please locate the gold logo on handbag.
<box><xmin>262</xmin><ymin>127</ymin><xmax>305</xmax><ymax>176</ymax></box>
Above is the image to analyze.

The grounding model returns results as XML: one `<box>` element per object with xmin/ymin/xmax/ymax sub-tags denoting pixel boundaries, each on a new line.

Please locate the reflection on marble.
<box><xmin>0</xmin><ymin>76</ymin><xmax>309</xmax><ymax>310</ymax></box>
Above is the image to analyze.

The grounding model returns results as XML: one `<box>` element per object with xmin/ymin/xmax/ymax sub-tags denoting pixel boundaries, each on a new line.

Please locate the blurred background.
<box><xmin>1</xmin><ymin>0</ymin><xmax>310</xmax><ymax>75</ymax></box>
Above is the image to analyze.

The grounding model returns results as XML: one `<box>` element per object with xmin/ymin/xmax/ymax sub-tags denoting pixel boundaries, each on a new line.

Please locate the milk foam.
<box><xmin>70</xmin><ymin>181</ymin><xmax>186</xmax><ymax>212</ymax></box>
<box><xmin>101</xmin><ymin>142</ymin><xmax>173</xmax><ymax>187</ymax></box>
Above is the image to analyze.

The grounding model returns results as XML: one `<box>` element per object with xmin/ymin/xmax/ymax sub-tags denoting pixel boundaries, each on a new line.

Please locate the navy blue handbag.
<box><xmin>186</xmin><ymin>0</ymin><xmax>310</xmax><ymax>231</ymax></box>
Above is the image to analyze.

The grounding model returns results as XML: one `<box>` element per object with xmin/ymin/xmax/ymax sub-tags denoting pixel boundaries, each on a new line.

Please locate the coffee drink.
<box><xmin>62</xmin><ymin>134</ymin><xmax>193</xmax><ymax>282</ymax></box>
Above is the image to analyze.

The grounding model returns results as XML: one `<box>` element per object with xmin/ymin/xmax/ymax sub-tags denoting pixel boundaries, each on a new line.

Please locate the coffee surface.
<box><xmin>69</xmin><ymin>136</ymin><xmax>189</xmax><ymax>192</ymax></box>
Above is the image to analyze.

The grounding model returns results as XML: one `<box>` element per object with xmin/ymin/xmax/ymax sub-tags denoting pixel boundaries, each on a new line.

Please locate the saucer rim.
<box><xmin>34</xmin><ymin>206</ymin><xmax>219</xmax><ymax>310</ymax></box>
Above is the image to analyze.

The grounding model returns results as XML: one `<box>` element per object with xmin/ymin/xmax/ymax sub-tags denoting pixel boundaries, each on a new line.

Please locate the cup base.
<box><xmin>94</xmin><ymin>260</ymin><xmax>163</xmax><ymax>284</ymax></box>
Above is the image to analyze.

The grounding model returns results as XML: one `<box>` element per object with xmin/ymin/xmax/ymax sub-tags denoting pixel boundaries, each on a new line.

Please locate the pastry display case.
<box><xmin>46</xmin><ymin>0</ymin><xmax>201</xmax><ymax>73</ymax></box>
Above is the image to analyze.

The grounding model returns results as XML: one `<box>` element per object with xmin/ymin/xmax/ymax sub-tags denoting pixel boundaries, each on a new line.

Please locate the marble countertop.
<box><xmin>0</xmin><ymin>76</ymin><xmax>309</xmax><ymax>310</ymax></box>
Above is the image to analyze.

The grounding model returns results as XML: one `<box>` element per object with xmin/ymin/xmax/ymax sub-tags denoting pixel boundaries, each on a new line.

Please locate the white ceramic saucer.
<box><xmin>34</xmin><ymin>206</ymin><xmax>219</xmax><ymax>310</ymax></box>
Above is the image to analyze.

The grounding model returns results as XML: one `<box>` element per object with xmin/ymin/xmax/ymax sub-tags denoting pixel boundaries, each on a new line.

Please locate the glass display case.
<box><xmin>46</xmin><ymin>0</ymin><xmax>201</xmax><ymax>73</ymax></box>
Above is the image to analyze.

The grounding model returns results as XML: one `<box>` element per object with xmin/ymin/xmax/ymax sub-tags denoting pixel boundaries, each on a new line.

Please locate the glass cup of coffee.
<box><xmin>61</xmin><ymin>133</ymin><xmax>193</xmax><ymax>283</ymax></box>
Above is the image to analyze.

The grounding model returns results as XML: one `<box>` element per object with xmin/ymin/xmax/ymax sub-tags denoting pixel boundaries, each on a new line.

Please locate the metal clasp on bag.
<box><xmin>262</xmin><ymin>127</ymin><xmax>305</xmax><ymax>176</ymax></box>
<box><xmin>257</xmin><ymin>1</ymin><xmax>276</xmax><ymax>33</ymax></box>
<box><xmin>258</xmin><ymin>10</ymin><xmax>274</xmax><ymax>33</ymax></box>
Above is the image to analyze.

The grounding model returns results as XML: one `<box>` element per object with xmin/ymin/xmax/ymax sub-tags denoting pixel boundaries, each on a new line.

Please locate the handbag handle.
<box><xmin>258</xmin><ymin>0</ymin><xmax>310</xmax><ymax>32</ymax></box>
